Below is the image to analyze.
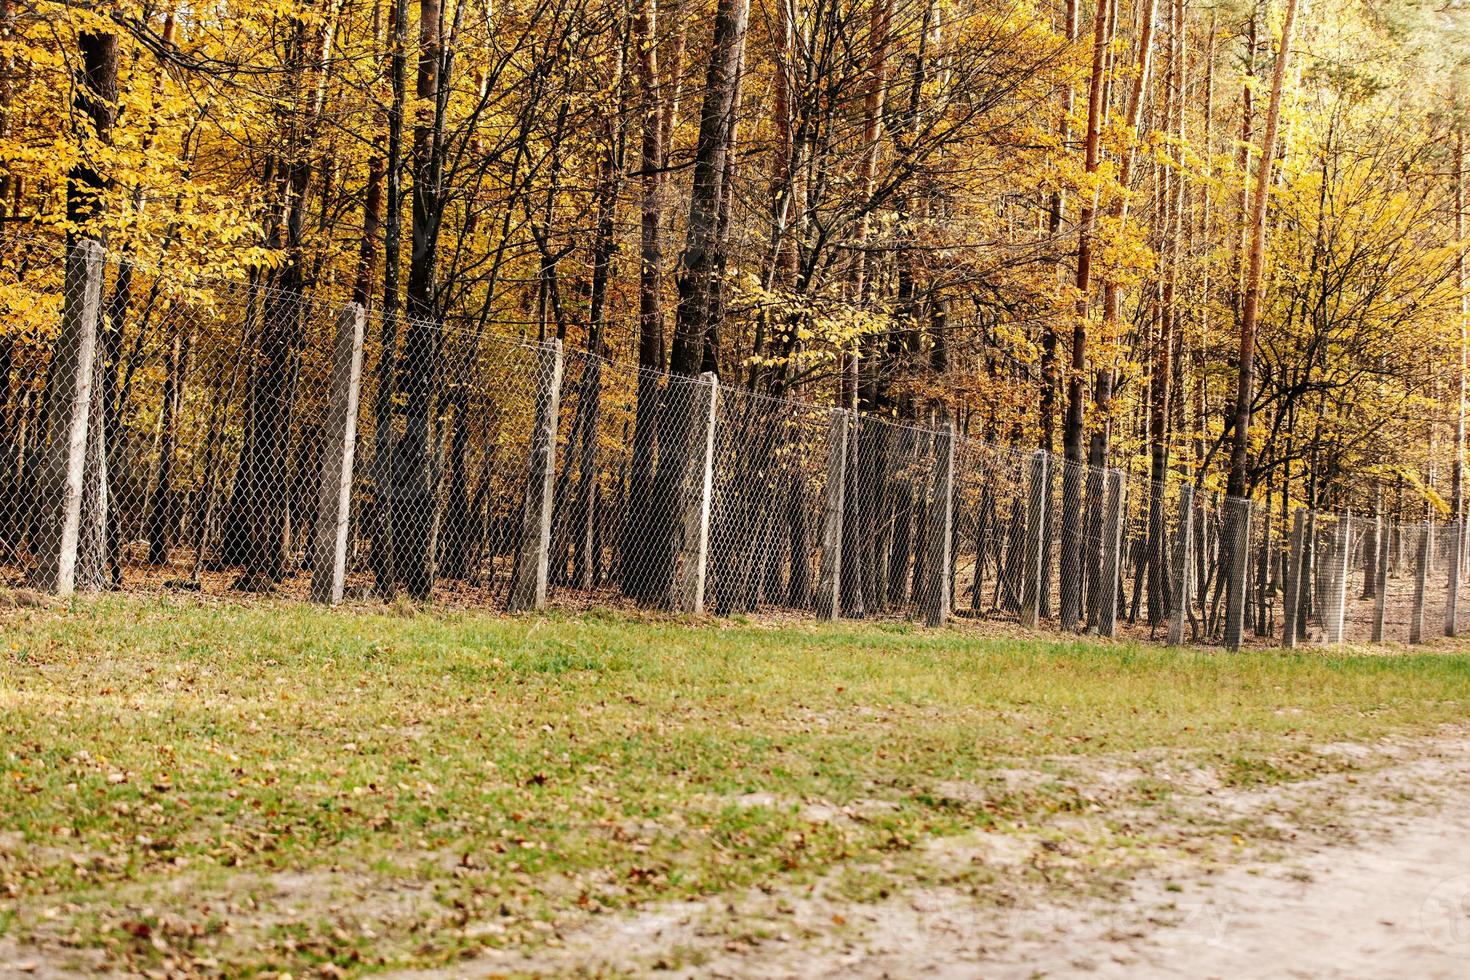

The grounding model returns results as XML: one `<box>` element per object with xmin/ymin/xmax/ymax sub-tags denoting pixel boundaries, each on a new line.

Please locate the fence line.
<box><xmin>2</xmin><ymin>237</ymin><xmax>1466</xmax><ymax>649</ymax></box>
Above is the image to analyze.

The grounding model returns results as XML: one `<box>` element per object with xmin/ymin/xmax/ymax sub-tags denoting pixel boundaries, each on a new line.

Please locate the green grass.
<box><xmin>2</xmin><ymin>595</ymin><xmax>1469</xmax><ymax>974</ymax></box>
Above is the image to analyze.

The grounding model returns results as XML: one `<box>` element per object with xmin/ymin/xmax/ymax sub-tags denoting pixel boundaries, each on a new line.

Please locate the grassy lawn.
<box><xmin>3</xmin><ymin>595</ymin><xmax>1469</xmax><ymax>975</ymax></box>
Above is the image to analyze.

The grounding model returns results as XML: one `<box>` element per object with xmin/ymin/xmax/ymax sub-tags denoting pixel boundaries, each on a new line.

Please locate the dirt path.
<box><xmin>986</xmin><ymin>789</ymin><xmax>1470</xmax><ymax>979</ymax></box>
<box><xmin>9</xmin><ymin>733</ymin><xmax>1470</xmax><ymax>978</ymax></box>
<box><xmin>384</xmin><ymin>731</ymin><xmax>1470</xmax><ymax>979</ymax></box>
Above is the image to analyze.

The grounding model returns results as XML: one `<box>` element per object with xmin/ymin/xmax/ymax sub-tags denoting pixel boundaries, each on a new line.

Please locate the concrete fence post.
<box><xmin>1410</xmin><ymin>523</ymin><xmax>1431</xmax><ymax>644</ymax></box>
<box><xmin>32</xmin><ymin>239</ymin><xmax>105</xmax><ymax>597</ymax></box>
<box><xmin>1223</xmin><ymin>497</ymin><xmax>1252</xmax><ymax>651</ymax></box>
<box><xmin>73</xmin><ymin>342</ymin><xmax>110</xmax><ymax>594</ymax></box>
<box><xmin>673</xmin><ymin>372</ymin><xmax>719</xmax><ymax>614</ymax></box>
<box><xmin>1020</xmin><ymin>449</ymin><xmax>1050</xmax><ymax>629</ymax></box>
<box><xmin>1311</xmin><ymin>505</ymin><xmax>1323</xmax><ymax>637</ymax></box>
<box><xmin>1447</xmin><ymin>520</ymin><xmax>1462</xmax><ymax>637</ymax></box>
<box><xmin>1371</xmin><ymin>514</ymin><xmax>1389</xmax><ymax>643</ymax></box>
<box><xmin>310</xmin><ymin>303</ymin><xmax>367</xmax><ymax>604</ymax></box>
<box><xmin>922</xmin><ymin>420</ymin><xmax>956</xmax><ymax>627</ymax></box>
<box><xmin>1281</xmin><ymin>508</ymin><xmax>1307</xmax><ymax>650</ymax></box>
<box><xmin>1098</xmin><ymin>468</ymin><xmax>1126</xmax><ymax>638</ymax></box>
<box><xmin>1166</xmin><ymin>484</ymin><xmax>1195</xmax><ymax>646</ymax></box>
<box><xmin>508</xmin><ymin>339</ymin><xmax>565</xmax><ymax>613</ymax></box>
<box><xmin>815</xmin><ymin>409</ymin><xmax>847</xmax><ymax>621</ymax></box>
<box><xmin>1058</xmin><ymin>460</ymin><xmax>1083</xmax><ymax>632</ymax></box>
<box><xmin>1325</xmin><ymin>514</ymin><xmax>1351</xmax><ymax>645</ymax></box>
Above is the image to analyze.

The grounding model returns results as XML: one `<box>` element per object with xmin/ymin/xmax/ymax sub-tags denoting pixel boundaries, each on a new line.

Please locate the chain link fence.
<box><xmin>5</xmin><ymin>236</ymin><xmax>1469</xmax><ymax>649</ymax></box>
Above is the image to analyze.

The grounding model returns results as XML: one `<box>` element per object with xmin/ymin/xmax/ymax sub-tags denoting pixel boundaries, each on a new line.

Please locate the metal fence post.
<box><xmin>922</xmin><ymin>419</ymin><xmax>956</xmax><ymax>627</ymax></box>
<box><xmin>508</xmin><ymin>339</ymin><xmax>564</xmax><ymax>613</ymax></box>
<box><xmin>1371</xmin><ymin>514</ymin><xmax>1389</xmax><ymax>643</ymax></box>
<box><xmin>1447</xmin><ymin>520</ymin><xmax>1462</xmax><ymax>637</ymax></box>
<box><xmin>1325</xmin><ymin>514</ymin><xmax>1351</xmax><ymax>645</ymax></box>
<box><xmin>1410</xmin><ymin>523</ymin><xmax>1431</xmax><ymax>644</ymax></box>
<box><xmin>1281</xmin><ymin>508</ymin><xmax>1307</xmax><ymax>649</ymax></box>
<box><xmin>815</xmin><ymin>410</ymin><xmax>847</xmax><ymax>621</ymax></box>
<box><xmin>1020</xmin><ymin>449</ymin><xmax>1049</xmax><ymax>629</ymax></box>
<box><xmin>31</xmin><ymin>239</ymin><xmax>105</xmax><ymax>597</ymax></box>
<box><xmin>1166</xmin><ymin>484</ymin><xmax>1195</xmax><ymax>646</ymax></box>
<box><xmin>1097</xmin><ymin>468</ymin><xmax>1126</xmax><ymax>638</ymax></box>
<box><xmin>673</xmin><ymin>372</ymin><xmax>718</xmax><ymax>614</ymax></box>
<box><xmin>1223</xmin><ymin>497</ymin><xmax>1252</xmax><ymax>651</ymax></box>
<box><xmin>310</xmin><ymin>303</ymin><xmax>366</xmax><ymax>605</ymax></box>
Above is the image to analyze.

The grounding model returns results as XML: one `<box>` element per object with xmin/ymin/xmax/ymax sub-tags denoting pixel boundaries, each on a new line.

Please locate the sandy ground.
<box><xmin>7</xmin><ymin>733</ymin><xmax>1470</xmax><ymax>978</ymax></box>
<box><xmin>985</xmin><ymin>781</ymin><xmax>1470</xmax><ymax>980</ymax></box>
<box><xmin>376</xmin><ymin>730</ymin><xmax>1470</xmax><ymax>979</ymax></box>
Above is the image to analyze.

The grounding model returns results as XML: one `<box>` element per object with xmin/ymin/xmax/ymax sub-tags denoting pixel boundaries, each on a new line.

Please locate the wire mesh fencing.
<box><xmin>7</xmin><ymin>235</ymin><xmax>1470</xmax><ymax>651</ymax></box>
<box><xmin>2</xmin><ymin>236</ymin><xmax>350</xmax><ymax>598</ymax></box>
<box><xmin>952</xmin><ymin>440</ymin><xmax>1032</xmax><ymax>623</ymax></box>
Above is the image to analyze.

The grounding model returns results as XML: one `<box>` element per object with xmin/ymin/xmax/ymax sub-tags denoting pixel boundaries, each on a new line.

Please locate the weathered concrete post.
<box><xmin>1371</xmin><ymin>514</ymin><xmax>1389</xmax><ymax>643</ymax></box>
<box><xmin>922</xmin><ymin>420</ymin><xmax>956</xmax><ymax>627</ymax></box>
<box><xmin>508</xmin><ymin>339</ymin><xmax>565</xmax><ymax>612</ymax></box>
<box><xmin>1098</xmin><ymin>468</ymin><xmax>1126</xmax><ymax>638</ymax></box>
<box><xmin>73</xmin><ymin>344</ymin><xmax>110</xmax><ymax>594</ymax></box>
<box><xmin>1325</xmin><ymin>514</ymin><xmax>1351</xmax><ymax>644</ymax></box>
<box><xmin>1166</xmin><ymin>484</ymin><xmax>1195</xmax><ymax>646</ymax></box>
<box><xmin>1446</xmin><ymin>520</ymin><xmax>1462</xmax><ymax>637</ymax></box>
<box><xmin>1222</xmin><ymin>497</ymin><xmax>1252</xmax><ymax>651</ymax></box>
<box><xmin>32</xmin><ymin>239</ymin><xmax>105</xmax><ymax>597</ymax></box>
<box><xmin>310</xmin><ymin>303</ymin><xmax>367</xmax><ymax>604</ymax></box>
<box><xmin>1020</xmin><ymin>449</ymin><xmax>1050</xmax><ymax>629</ymax></box>
<box><xmin>1058</xmin><ymin>459</ymin><xmax>1084</xmax><ymax>633</ymax></box>
<box><xmin>815</xmin><ymin>410</ymin><xmax>847</xmax><ymax>621</ymax></box>
<box><xmin>673</xmin><ymin>372</ymin><xmax>719</xmax><ymax>614</ymax></box>
<box><xmin>1281</xmin><ymin>508</ymin><xmax>1307</xmax><ymax>650</ymax></box>
<box><xmin>1409</xmin><ymin>523</ymin><xmax>1431</xmax><ymax>644</ymax></box>
<box><xmin>1298</xmin><ymin>508</ymin><xmax>1317</xmax><ymax>638</ymax></box>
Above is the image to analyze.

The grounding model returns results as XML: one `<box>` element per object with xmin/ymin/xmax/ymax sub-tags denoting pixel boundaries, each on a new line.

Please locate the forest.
<box><xmin>0</xmin><ymin>0</ymin><xmax>1467</xmax><ymax>641</ymax></box>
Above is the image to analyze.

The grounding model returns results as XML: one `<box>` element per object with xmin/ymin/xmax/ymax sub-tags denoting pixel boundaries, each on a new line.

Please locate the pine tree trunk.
<box><xmin>1061</xmin><ymin>0</ymin><xmax>1112</xmax><ymax>629</ymax></box>
<box><xmin>1147</xmin><ymin>0</ymin><xmax>1182</xmax><ymax>626</ymax></box>
<box><xmin>1228</xmin><ymin>0</ymin><xmax>1299</xmax><ymax>498</ymax></box>
<box><xmin>1453</xmin><ymin>127</ymin><xmax>1466</xmax><ymax>560</ymax></box>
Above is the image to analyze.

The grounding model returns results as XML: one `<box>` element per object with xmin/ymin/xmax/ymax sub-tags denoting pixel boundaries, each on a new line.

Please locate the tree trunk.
<box><xmin>145</xmin><ymin>330</ymin><xmax>191</xmax><ymax>565</ymax></box>
<box><xmin>389</xmin><ymin>0</ymin><xmax>449</xmax><ymax>601</ymax></box>
<box><xmin>645</xmin><ymin>0</ymin><xmax>749</xmax><ymax>605</ymax></box>
<box><xmin>234</xmin><ymin>218</ymin><xmax>307</xmax><ymax>589</ymax></box>
<box><xmin>623</xmin><ymin>0</ymin><xmax>667</xmax><ymax>602</ymax></box>
<box><xmin>231</xmin><ymin>9</ymin><xmax>343</xmax><ymax>589</ymax></box>
<box><xmin>1040</xmin><ymin>0</ymin><xmax>1078</xmax><ymax>454</ymax></box>
<box><xmin>1228</xmin><ymin>0</ymin><xmax>1299</xmax><ymax>498</ymax></box>
<box><xmin>1148</xmin><ymin>0</ymin><xmax>1183</xmax><ymax>625</ymax></box>
<box><xmin>1453</xmin><ymin>127</ymin><xmax>1466</xmax><ymax>559</ymax></box>
<box><xmin>1060</xmin><ymin>0</ymin><xmax>1112</xmax><ymax>630</ymax></box>
<box><xmin>67</xmin><ymin>28</ymin><xmax>118</xmax><ymax>593</ymax></box>
<box><xmin>372</xmin><ymin>0</ymin><xmax>410</xmax><ymax>594</ymax></box>
<box><xmin>570</xmin><ymin>45</ymin><xmax>626</xmax><ymax>591</ymax></box>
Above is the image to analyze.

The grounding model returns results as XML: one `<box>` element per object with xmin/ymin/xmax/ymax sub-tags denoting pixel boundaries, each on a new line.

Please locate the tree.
<box><xmin>1228</xmin><ymin>0</ymin><xmax>1299</xmax><ymax>499</ymax></box>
